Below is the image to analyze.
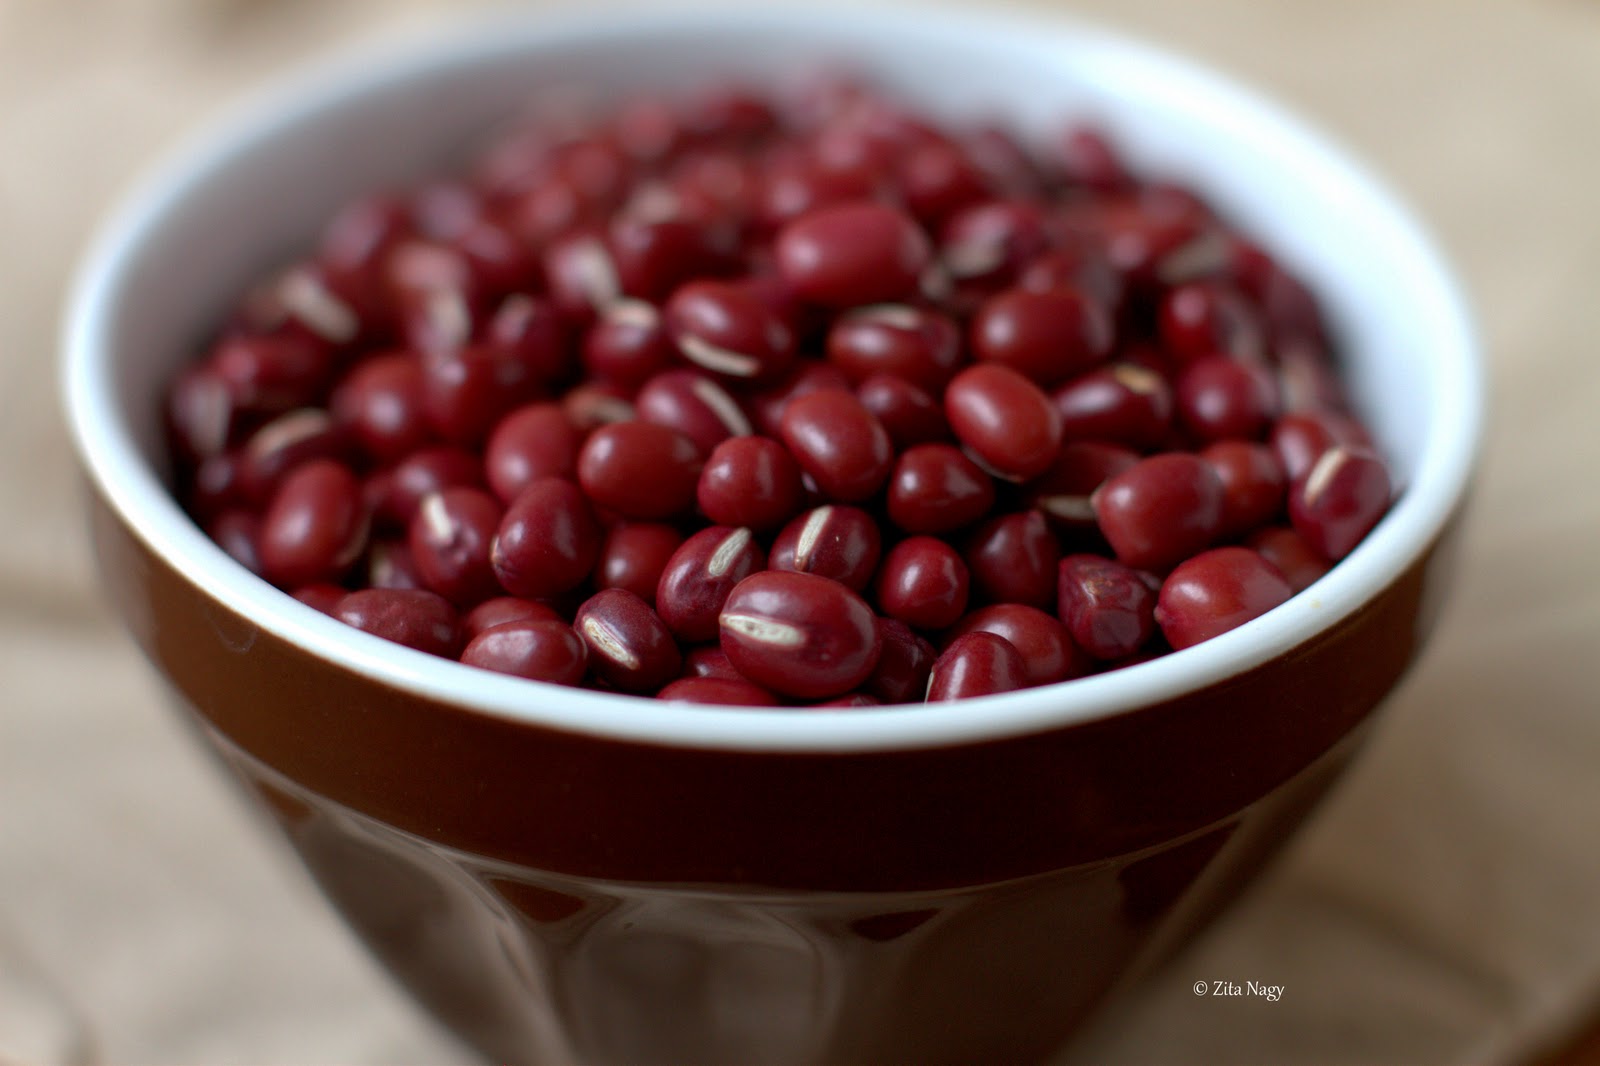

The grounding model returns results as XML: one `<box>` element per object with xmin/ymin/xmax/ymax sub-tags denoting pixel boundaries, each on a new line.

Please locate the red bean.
<box><xmin>609</xmin><ymin>215</ymin><xmax>734</xmax><ymax>302</ymax></box>
<box><xmin>875</xmin><ymin>537</ymin><xmax>970</xmax><ymax>631</ymax></box>
<box><xmin>681</xmin><ymin>645</ymin><xmax>743</xmax><ymax>681</ymax></box>
<box><xmin>775</xmin><ymin>201</ymin><xmax>932</xmax><ymax>307</ymax></box>
<box><xmin>1289</xmin><ymin>446</ymin><xmax>1391</xmax><ymax>561</ymax></box>
<box><xmin>291</xmin><ymin>583</ymin><xmax>346</xmax><ymax>615</ymax></box>
<box><xmin>1017</xmin><ymin>247</ymin><xmax>1125</xmax><ymax>315</ymax></box>
<box><xmin>206</xmin><ymin>510</ymin><xmax>261</xmax><ymax>574</ymax></box>
<box><xmin>938</xmin><ymin>199</ymin><xmax>1052</xmax><ymax>289</ymax></box>
<box><xmin>1175</xmin><ymin>354</ymin><xmax>1279</xmax><ymax>443</ymax></box>
<box><xmin>491</xmin><ymin>477</ymin><xmax>602</xmax><ymax>598</ymax></box>
<box><xmin>422</xmin><ymin>344</ymin><xmax>545</xmax><ymax>446</ymax></box>
<box><xmin>1093</xmin><ymin>453</ymin><xmax>1224</xmax><ymax>571</ymax></box>
<box><xmin>333</xmin><ymin>588</ymin><xmax>461</xmax><ymax>657</ymax></box>
<box><xmin>925</xmin><ymin>631</ymin><xmax>1027</xmax><ymax>701</ymax></box>
<box><xmin>743</xmin><ymin>361</ymin><xmax>853</xmax><ymax>438</ymax></box>
<box><xmin>460</xmin><ymin>618</ymin><xmax>588</xmax><ymax>685</ymax></box>
<box><xmin>1025</xmin><ymin>441</ymin><xmax>1140</xmax><ymax>532</ymax></box>
<box><xmin>594</xmin><ymin>522</ymin><xmax>684</xmax><ymax>604</ymax></box>
<box><xmin>719</xmin><ymin>571</ymin><xmax>882</xmax><ymax>700</ymax></box>
<box><xmin>886</xmin><ymin>443</ymin><xmax>996</xmax><ymax>535</ymax></box>
<box><xmin>483</xmin><ymin>293</ymin><xmax>571</xmax><ymax>385</ymax></box>
<box><xmin>656</xmin><ymin>676</ymin><xmax>779</xmax><ymax>706</ymax></box>
<box><xmin>581</xmin><ymin>300</ymin><xmax>677</xmax><ymax>388</ymax></box>
<box><xmin>1201</xmin><ymin>441</ymin><xmax>1287</xmax><ymax>536</ymax></box>
<box><xmin>1155</xmin><ymin>547</ymin><xmax>1293</xmax><ymax>650</ymax></box>
<box><xmin>364</xmin><ymin>538</ymin><xmax>424</xmax><ymax>590</ymax></box>
<box><xmin>1244</xmin><ymin>526</ymin><xmax>1331</xmax><ymax>593</ymax></box>
<box><xmin>825</xmin><ymin>304</ymin><xmax>961</xmax><ymax>391</ymax></box>
<box><xmin>664</xmin><ymin>279</ymin><xmax>796</xmax><ymax>383</ymax></box>
<box><xmin>635</xmin><ymin>369</ymin><xmax>753</xmax><ymax>456</ymax></box>
<box><xmin>778</xmin><ymin>389</ymin><xmax>893</xmax><ymax>503</ymax></box>
<box><xmin>1157</xmin><ymin>280</ymin><xmax>1265</xmax><ymax>364</ymax></box>
<box><xmin>656</xmin><ymin>526</ymin><xmax>765</xmax><ymax>643</ymax></box>
<box><xmin>212</xmin><ymin>332</ymin><xmax>333</xmax><ymax>417</ymax></box>
<box><xmin>259</xmin><ymin>459</ymin><xmax>369</xmax><ymax>588</ymax></box>
<box><xmin>944</xmin><ymin>363</ymin><xmax>1062</xmax><ymax>481</ymax></box>
<box><xmin>166</xmin><ymin>364</ymin><xmax>238</xmax><ymax>463</ymax></box>
<box><xmin>484</xmin><ymin>403</ymin><xmax>582</xmax><ymax>504</ymax></box>
<box><xmin>696</xmin><ymin>436</ymin><xmax>805</xmax><ymax>531</ymax></box>
<box><xmin>329</xmin><ymin>354</ymin><xmax>429</xmax><ymax>463</ymax></box>
<box><xmin>577</xmin><ymin>420</ymin><xmax>702</xmax><ymax>520</ymax></box>
<box><xmin>561</xmin><ymin>380</ymin><xmax>634</xmax><ymax>433</ymax></box>
<box><xmin>574</xmin><ymin>588</ymin><xmax>682</xmax><ymax>693</ymax></box>
<box><xmin>945</xmin><ymin>603</ymin><xmax>1081</xmax><ymax>687</ymax></box>
<box><xmin>1271</xmin><ymin>411</ymin><xmax>1373</xmax><ymax>481</ymax></box>
<box><xmin>236</xmin><ymin>409</ymin><xmax>354</xmax><ymax>507</ymax></box>
<box><xmin>856</xmin><ymin>374</ymin><xmax>950</xmax><ymax>451</ymax></box>
<box><xmin>864</xmin><ymin>618</ymin><xmax>937</xmax><ymax>704</ymax></box>
<box><xmin>811</xmin><ymin>692</ymin><xmax>882</xmax><ymax>708</ymax></box>
<box><xmin>758</xmin><ymin>156</ymin><xmax>881</xmax><ymax>230</ymax></box>
<box><xmin>1057</xmin><ymin>554</ymin><xmax>1157</xmax><ymax>661</ymax></box>
<box><xmin>769</xmin><ymin>505</ymin><xmax>882</xmax><ymax>592</ymax></box>
<box><xmin>368</xmin><ymin>446</ymin><xmax>485</xmax><ymax>530</ymax></box>
<box><xmin>964</xmin><ymin>510</ymin><xmax>1060</xmax><ymax>609</ymax></box>
<box><xmin>462</xmin><ymin>597</ymin><xmax>562</xmax><ymax>641</ymax></box>
<box><xmin>896</xmin><ymin>140</ymin><xmax>992</xmax><ymax>225</ymax></box>
<box><xmin>1051</xmin><ymin>363</ymin><xmax>1174</xmax><ymax>451</ymax></box>
<box><xmin>408</xmin><ymin>487</ymin><xmax>504</xmax><ymax>605</ymax></box>
<box><xmin>970</xmin><ymin>287</ymin><xmax>1113</xmax><ymax>387</ymax></box>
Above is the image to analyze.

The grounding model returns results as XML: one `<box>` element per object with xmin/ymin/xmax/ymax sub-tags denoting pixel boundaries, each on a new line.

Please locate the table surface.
<box><xmin>3</xmin><ymin>0</ymin><xmax>1598</xmax><ymax>1062</ymax></box>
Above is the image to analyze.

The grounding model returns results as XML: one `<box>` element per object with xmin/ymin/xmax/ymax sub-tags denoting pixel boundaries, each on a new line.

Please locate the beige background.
<box><xmin>3</xmin><ymin>0</ymin><xmax>1599</xmax><ymax>1062</ymax></box>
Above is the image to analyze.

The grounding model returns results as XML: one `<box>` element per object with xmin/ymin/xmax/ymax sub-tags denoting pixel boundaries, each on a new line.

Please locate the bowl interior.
<box><xmin>64</xmin><ymin>7</ymin><xmax>1480</xmax><ymax>752</ymax></box>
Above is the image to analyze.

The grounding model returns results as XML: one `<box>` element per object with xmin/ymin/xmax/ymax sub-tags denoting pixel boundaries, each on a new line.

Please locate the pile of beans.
<box><xmin>165</xmin><ymin>75</ymin><xmax>1392</xmax><ymax>706</ymax></box>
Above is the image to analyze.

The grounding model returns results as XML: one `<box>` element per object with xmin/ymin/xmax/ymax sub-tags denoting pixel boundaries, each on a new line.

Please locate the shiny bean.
<box><xmin>719</xmin><ymin>571</ymin><xmax>882</xmax><ymax>699</ymax></box>
<box><xmin>574</xmin><ymin>588</ymin><xmax>683</xmax><ymax>693</ymax></box>
<box><xmin>491</xmin><ymin>477</ymin><xmax>602</xmax><ymax>598</ymax></box>
<box><xmin>460</xmin><ymin>618</ymin><xmax>588</xmax><ymax>685</ymax></box>
<box><xmin>656</xmin><ymin>526</ymin><xmax>765</xmax><ymax>643</ymax></box>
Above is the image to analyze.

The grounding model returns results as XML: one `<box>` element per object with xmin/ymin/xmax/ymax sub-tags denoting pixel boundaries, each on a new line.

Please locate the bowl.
<box><xmin>60</xmin><ymin>6</ymin><xmax>1481</xmax><ymax>1064</ymax></box>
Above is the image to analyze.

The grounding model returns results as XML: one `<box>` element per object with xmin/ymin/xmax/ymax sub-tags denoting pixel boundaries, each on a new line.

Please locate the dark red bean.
<box><xmin>1017</xmin><ymin>247</ymin><xmax>1125</xmax><ymax>316</ymax></box>
<box><xmin>938</xmin><ymin>199</ymin><xmax>1052</xmax><ymax>288</ymax></box>
<box><xmin>1051</xmin><ymin>363</ymin><xmax>1174</xmax><ymax>451</ymax></box>
<box><xmin>811</xmin><ymin>692</ymin><xmax>882</xmax><ymax>708</ymax></box>
<box><xmin>1201</xmin><ymin>441</ymin><xmax>1287</xmax><ymax>536</ymax></box>
<box><xmin>328</xmin><ymin>354</ymin><xmax>429</xmax><ymax>463</ymax></box>
<box><xmin>964</xmin><ymin>510</ymin><xmax>1060</xmax><ymax>609</ymax></box>
<box><xmin>875</xmin><ymin>536</ymin><xmax>970</xmax><ymax>631</ymax></box>
<box><xmin>682</xmin><ymin>645</ymin><xmax>743</xmax><ymax>681</ymax></box>
<box><xmin>462</xmin><ymin>597</ymin><xmax>562</xmax><ymax>641</ymax></box>
<box><xmin>1244</xmin><ymin>526</ymin><xmax>1331</xmax><ymax>594</ymax></box>
<box><xmin>925</xmin><ymin>631</ymin><xmax>1028</xmax><ymax>701</ymax></box>
<box><xmin>166</xmin><ymin>365</ymin><xmax>238</xmax><ymax>463</ymax></box>
<box><xmin>333</xmin><ymin>588</ymin><xmax>461</xmax><ymax>657</ymax></box>
<box><xmin>564</xmin><ymin>380</ymin><xmax>635</xmax><ymax>434</ymax></box>
<box><xmin>408</xmin><ymin>487</ymin><xmax>504</xmax><ymax>605</ymax></box>
<box><xmin>742</xmin><ymin>361</ymin><xmax>853</xmax><ymax>438</ymax></box>
<box><xmin>864</xmin><ymin>618</ymin><xmax>937</xmax><ymax>704</ymax></box>
<box><xmin>542</xmin><ymin>230</ymin><xmax>622</xmax><ymax>320</ymax></box>
<box><xmin>1271</xmin><ymin>410</ymin><xmax>1373</xmax><ymax>481</ymax></box>
<box><xmin>757</xmin><ymin>156</ymin><xmax>881</xmax><ymax>230</ymax></box>
<box><xmin>212</xmin><ymin>332</ymin><xmax>333</xmax><ymax>417</ymax></box>
<box><xmin>775</xmin><ymin>201</ymin><xmax>931</xmax><ymax>307</ymax></box>
<box><xmin>697</xmin><ymin>435</ymin><xmax>805</xmax><ymax>531</ymax></box>
<box><xmin>581</xmin><ymin>300</ymin><xmax>676</xmax><ymax>388</ymax></box>
<box><xmin>825</xmin><ymin>304</ymin><xmax>961</xmax><ymax>391</ymax></box>
<box><xmin>609</xmin><ymin>216</ymin><xmax>733</xmax><ymax>302</ymax></box>
<box><xmin>368</xmin><ymin>446</ymin><xmax>485</xmax><ymax>529</ymax></box>
<box><xmin>291</xmin><ymin>583</ymin><xmax>346</xmax><ymax>615</ymax></box>
<box><xmin>719</xmin><ymin>571</ymin><xmax>882</xmax><ymax>699</ymax></box>
<box><xmin>422</xmin><ymin>344</ymin><xmax>545</xmax><ymax>447</ymax></box>
<box><xmin>595</xmin><ymin>522</ymin><xmax>684</xmax><ymax>604</ymax></box>
<box><xmin>970</xmin><ymin>287</ymin><xmax>1113</xmax><ymax>387</ymax></box>
<box><xmin>1057</xmin><ymin>554</ymin><xmax>1157</xmax><ymax>660</ymax></box>
<box><xmin>664</xmin><ymin>279</ymin><xmax>796</xmax><ymax>383</ymax></box>
<box><xmin>483</xmin><ymin>294</ymin><xmax>571</xmax><ymax>385</ymax></box>
<box><xmin>1276</xmin><ymin>345</ymin><xmax>1351</xmax><ymax>414</ymax></box>
<box><xmin>461</xmin><ymin>618</ymin><xmax>588</xmax><ymax>685</ymax></box>
<box><xmin>483</xmin><ymin>403</ymin><xmax>582</xmax><ymax>504</ymax></box>
<box><xmin>1093</xmin><ymin>453</ymin><xmax>1224</xmax><ymax>570</ymax></box>
<box><xmin>945</xmin><ymin>603</ymin><xmax>1081</xmax><ymax>687</ymax></box>
<box><xmin>1157</xmin><ymin>280</ymin><xmax>1265</xmax><ymax>364</ymax></box>
<box><xmin>895</xmin><ymin>140</ymin><xmax>992</xmax><ymax>226</ymax></box>
<box><xmin>778</xmin><ymin>389</ymin><xmax>893</xmax><ymax>503</ymax></box>
<box><xmin>574</xmin><ymin>588</ymin><xmax>682</xmax><ymax>693</ymax></box>
<box><xmin>1155</xmin><ymin>547</ymin><xmax>1293</xmax><ymax>650</ymax></box>
<box><xmin>769</xmin><ymin>505</ymin><xmax>882</xmax><ymax>592</ymax></box>
<box><xmin>1025</xmin><ymin>441</ymin><xmax>1140</xmax><ymax>532</ymax></box>
<box><xmin>656</xmin><ymin>676</ymin><xmax>779</xmax><ymax>706</ymax></box>
<box><xmin>259</xmin><ymin>459</ymin><xmax>369</xmax><ymax>588</ymax></box>
<box><xmin>206</xmin><ymin>510</ymin><xmax>261</xmax><ymax>574</ymax></box>
<box><xmin>885</xmin><ymin>444</ymin><xmax>996</xmax><ymax>537</ymax></box>
<box><xmin>656</xmin><ymin>525</ymin><xmax>765</xmax><ymax>643</ymax></box>
<box><xmin>577</xmin><ymin>420</ymin><xmax>702</xmax><ymax>520</ymax></box>
<box><xmin>945</xmin><ymin>363</ymin><xmax>1062</xmax><ymax>481</ymax></box>
<box><xmin>385</xmin><ymin>240</ymin><xmax>483</xmax><ymax>355</ymax></box>
<box><xmin>1289</xmin><ymin>446</ymin><xmax>1391</xmax><ymax>561</ymax></box>
<box><xmin>236</xmin><ymin>409</ymin><xmax>354</xmax><ymax>506</ymax></box>
<box><xmin>855</xmin><ymin>374</ymin><xmax>950</xmax><ymax>451</ymax></box>
<box><xmin>364</xmin><ymin>538</ymin><xmax>425</xmax><ymax>590</ymax></box>
<box><xmin>1175</xmin><ymin>354</ymin><xmax>1279</xmax><ymax>443</ymax></box>
<box><xmin>635</xmin><ymin>369</ymin><xmax>753</xmax><ymax>456</ymax></box>
<box><xmin>491</xmin><ymin>477</ymin><xmax>602</xmax><ymax>598</ymax></box>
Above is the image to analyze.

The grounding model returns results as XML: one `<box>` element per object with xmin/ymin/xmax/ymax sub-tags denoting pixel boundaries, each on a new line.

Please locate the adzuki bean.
<box><xmin>169</xmin><ymin>75</ymin><xmax>1395</xmax><ymax>704</ymax></box>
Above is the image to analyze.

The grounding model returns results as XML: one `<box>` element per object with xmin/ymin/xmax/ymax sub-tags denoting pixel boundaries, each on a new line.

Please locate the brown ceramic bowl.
<box><xmin>61</xmin><ymin>8</ymin><xmax>1481</xmax><ymax>1064</ymax></box>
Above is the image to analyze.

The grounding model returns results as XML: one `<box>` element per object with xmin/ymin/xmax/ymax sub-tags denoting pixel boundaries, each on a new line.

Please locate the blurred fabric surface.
<box><xmin>2</xmin><ymin>0</ymin><xmax>1597</xmax><ymax>1062</ymax></box>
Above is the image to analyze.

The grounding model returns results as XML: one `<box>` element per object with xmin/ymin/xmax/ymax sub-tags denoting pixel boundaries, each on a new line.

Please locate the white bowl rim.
<box><xmin>61</xmin><ymin>3</ymin><xmax>1483</xmax><ymax>754</ymax></box>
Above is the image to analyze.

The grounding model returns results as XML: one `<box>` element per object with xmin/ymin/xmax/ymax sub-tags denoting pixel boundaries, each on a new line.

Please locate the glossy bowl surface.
<box><xmin>62</xmin><ymin>7</ymin><xmax>1480</xmax><ymax>1063</ymax></box>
